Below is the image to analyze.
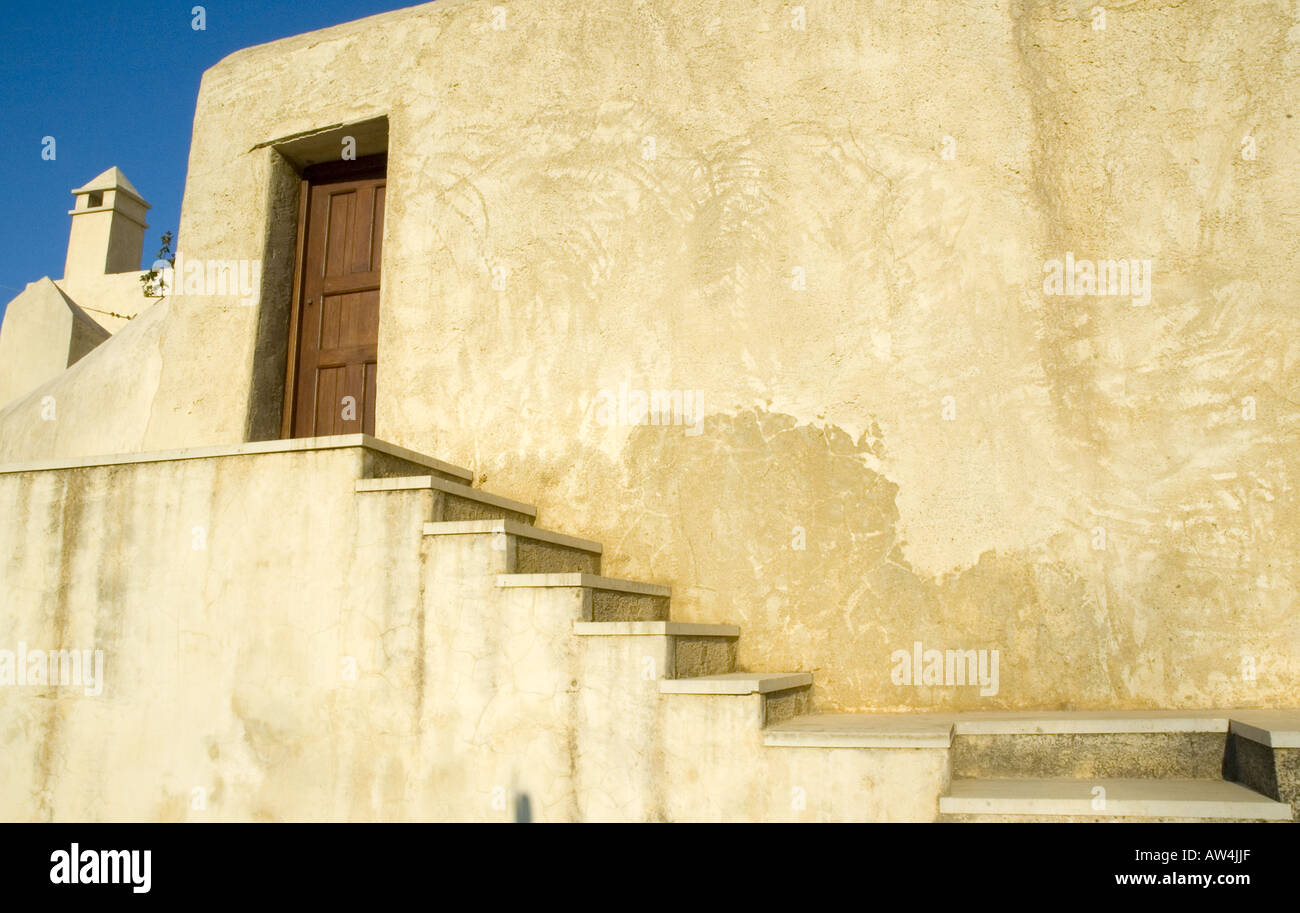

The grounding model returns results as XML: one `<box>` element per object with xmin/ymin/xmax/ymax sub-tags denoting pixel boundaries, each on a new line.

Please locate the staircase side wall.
<box><xmin>0</xmin><ymin>448</ymin><xmax>430</xmax><ymax>820</ymax></box>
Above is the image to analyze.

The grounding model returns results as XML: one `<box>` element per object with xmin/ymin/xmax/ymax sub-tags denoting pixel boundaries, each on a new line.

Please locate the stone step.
<box><xmin>574</xmin><ymin>621</ymin><xmax>740</xmax><ymax>677</ymax></box>
<box><xmin>763</xmin><ymin>709</ymin><xmax>1228</xmax><ymax>746</ymax></box>
<box><xmin>764</xmin><ymin>713</ymin><xmax>953</xmax><ymax>748</ymax></box>
<box><xmin>660</xmin><ymin>672</ymin><xmax>813</xmax><ymax>727</ymax></box>
<box><xmin>1228</xmin><ymin>711</ymin><xmax>1300</xmax><ymax>749</ymax></box>
<box><xmin>573</xmin><ymin>621</ymin><xmax>741</xmax><ymax>637</ymax></box>
<box><xmin>351</xmin><ymin>436</ymin><xmax>475</xmax><ymax>485</ymax></box>
<box><xmin>952</xmin><ymin>731</ymin><xmax>1228</xmax><ymax>780</ymax></box>
<box><xmin>425</xmin><ymin>519</ymin><xmax>601</xmax><ymax>574</ymax></box>
<box><xmin>496</xmin><ymin>572</ymin><xmax>670</xmax><ymax>621</ymax></box>
<box><xmin>658</xmin><ymin>672</ymin><xmax>812</xmax><ymax>694</ymax></box>
<box><xmin>356</xmin><ymin>475</ymin><xmax>537</xmax><ymax>524</ymax></box>
<box><xmin>940</xmin><ymin>777</ymin><xmax>1292</xmax><ymax>822</ymax></box>
<box><xmin>948</xmin><ymin>711</ymin><xmax>1231</xmax><ymax>780</ymax></box>
<box><xmin>1224</xmin><ymin>711</ymin><xmax>1300</xmax><ymax>820</ymax></box>
<box><xmin>947</xmin><ymin>710</ymin><xmax>1232</xmax><ymax>735</ymax></box>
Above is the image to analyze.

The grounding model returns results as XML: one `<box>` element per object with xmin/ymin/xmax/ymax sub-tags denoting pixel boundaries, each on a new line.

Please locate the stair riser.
<box><xmin>437</xmin><ymin>491</ymin><xmax>534</xmax><ymax>525</ymax></box>
<box><xmin>763</xmin><ymin>686</ymin><xmax>812</xmax><ymax>727</ymax></box>
<box><xmin>1225</xmin><ymin>736</ymin><xmax>1300</xmax><ymax>821</ymax></box>
<box><xmin>590</xmin><ymin>590</ymin><xmax>669</xmax><ymax>622</ymax></box>
<box><xmin>511</xmin><ymin>538</ymin><xmax>600</xmax><ymax>575</ymax></box>
<box><xmin>672</xmin><ymin>636</ymin><xmax>737</xmax><ymax>678</ymax></box>
<box><xmin>1281</xmin><ymin>749</ymin><xmax>1300</xmax><ymax>821</ymax></box>
<box><xmin>951</xmin><ymin>732</ymin><xmax>1227</xmax><ymax>780</ymax></box>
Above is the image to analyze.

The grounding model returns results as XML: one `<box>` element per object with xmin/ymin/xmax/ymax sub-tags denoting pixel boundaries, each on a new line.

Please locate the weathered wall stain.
<box><xmin>498</xmin><ymin>405</ymin><xmax>1299</xmax><ymax>711</ymax></box>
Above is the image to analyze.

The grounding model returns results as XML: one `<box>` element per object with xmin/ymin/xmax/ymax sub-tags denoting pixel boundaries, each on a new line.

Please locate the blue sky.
<box><xmin>0</xmin><ymin>0</ymin><xmax>421</xmax><ymax>321</ymax></box>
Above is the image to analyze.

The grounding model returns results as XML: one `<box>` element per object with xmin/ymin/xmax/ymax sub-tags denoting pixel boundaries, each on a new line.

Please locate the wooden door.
<box><xmin>283</xmin><ymin>154</ymin><xmax>386</xmax><ymax>438</ymax></box>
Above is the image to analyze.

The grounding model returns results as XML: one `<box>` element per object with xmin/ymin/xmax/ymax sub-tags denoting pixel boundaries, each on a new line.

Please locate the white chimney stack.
<box><xmin>63</xmin><ymin>167</ymin><xmax>151</xmax><ymax>281</ymax></box>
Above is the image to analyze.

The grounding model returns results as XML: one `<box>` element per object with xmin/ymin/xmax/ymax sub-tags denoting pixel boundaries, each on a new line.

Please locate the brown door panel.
<box><xmin>321</xmin><ymin>274</ymin><xmax>380</xmax><ymax>296</ymax></box>
<box><xmin>285</xmin><ymin>156</ymin><xmax>385</xmax><ymax>438</ymax></box>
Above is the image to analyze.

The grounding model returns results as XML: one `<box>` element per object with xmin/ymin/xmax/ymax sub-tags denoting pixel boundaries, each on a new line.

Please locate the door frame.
<box><xmin>279</xmin><ymin>153</ymin><xmax>388</xmax><ymax>439</ymax></box>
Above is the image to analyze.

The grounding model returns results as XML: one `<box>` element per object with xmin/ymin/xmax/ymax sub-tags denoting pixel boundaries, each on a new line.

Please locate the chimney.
<box><xmin>63</xmin><ymin>167</ymin><xmax>151</xmax><ymax>281</ymax></box>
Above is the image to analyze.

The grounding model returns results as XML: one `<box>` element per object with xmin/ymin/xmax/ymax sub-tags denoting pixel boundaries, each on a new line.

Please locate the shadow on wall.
<box><xmin>550</xmin><ymin>407</ymin><xmax>1297</xmax><ymax>713</ymax></box>
<box><xmin>514</xmin><ymin>792</ymin><xmax>531</xmax><ymax>823</ymax></box>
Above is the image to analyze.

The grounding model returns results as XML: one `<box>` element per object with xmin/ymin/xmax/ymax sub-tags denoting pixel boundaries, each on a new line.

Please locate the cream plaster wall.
<box><xmin>0</xmin><ymin>273</ymin><xmax>154</xmax><ymax>408</ymax></box>
<box><xmin>0</xmin><ymin>279</ymin><xmax>109</xmax><ymax>408</ymax></box>
<box><xmin>55</xmin><ymin>272</ymin><xmax>157</xmax><ymax>333</ymax></box>
<box><xmin>0</xmin><ymin>0</ymin><xmax>1297</xmax><ymax>711</ymax></box>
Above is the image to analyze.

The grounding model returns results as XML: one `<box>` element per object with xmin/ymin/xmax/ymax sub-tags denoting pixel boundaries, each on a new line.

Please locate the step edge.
<box><xmin>357</xmin><ymin>435</ymin><xmax>474</xmax><ymax>483</ymax></box>
<box><xmin>659</xmin><ymin>672</ymin><xmax>813</xmax><ymax>695</ymax></box>
<box><xmin>0</xmin><ymin>432</ymin><xmax>473</xmax><ymax>478</ymax></box>
<box><xmin>496</xmin><ymin>573</ymin><xmax>669</xmax><ymax>597</ymax></box>
<box><xmin>763</xmin><ymin>731</ymin><xmax>951</xmax><ymax>749</ymax></box>
<box><xmin>952</xmin><ymin>718</ymin><xmax>1231</xmax><ymax>736</ymax></box>
<box><xmin>357</xmin><ymin>475</ymin><xmax>537</xmax><ymax>517</ymax></box>
<box><xmin>424</xmin><ymin>519</ymin><xmax>601</xmax><ymax>553</ymax></box>
<box><xmin>937</xmin><ymin>797</ymin><xmax>1292</xmax><ymax>820</ymax></box>
<box><xmin>572</xmin><ymin>621</ymin><xmax>740</xmax><ymax>637</ymax></box>
<box><xmin>941</xmin><ymin>779</ymin><xmax>1293</xmax><ymax>820</ymax></box>
<box><xmin>1229</xmin><ymin>718</ymin><xmax>1300</xmax><ymax>749</ymax></box>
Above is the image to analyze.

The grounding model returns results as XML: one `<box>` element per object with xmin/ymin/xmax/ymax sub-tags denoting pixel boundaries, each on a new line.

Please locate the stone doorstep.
<box><xmin>495</xmin><ymin>573</ymin><xmax>669</xmax><ymax>598</ymax></box>
<box><xmin>356</xmin><ymin>474</ymin><xmax>537</xmax><ymax>519</ymax></box>
<box><xmin>425</xmin><ymin>519</ymin><xmax>601</xmax><ymax>554</ymax></box>
<box><xmin>659</xmin><ymin>672</ymin><xmax>813</xmax><ymax>695</ymax></box>
<box><xmin>940</xmin><ymin>778</ymin><xmax>1293</xmax><ymax>821</ymax></box>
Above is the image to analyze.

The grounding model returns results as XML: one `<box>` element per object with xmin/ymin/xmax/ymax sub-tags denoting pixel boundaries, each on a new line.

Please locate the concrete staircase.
<box><xmin>357</xmin><ymin>470</ymin><xmax>815</xmax><ymax>722</ymax></box>
<box><xmin>354</xmin><ymin>449</ymin><xmax>1298</xmax><ymax>823</ymax></box>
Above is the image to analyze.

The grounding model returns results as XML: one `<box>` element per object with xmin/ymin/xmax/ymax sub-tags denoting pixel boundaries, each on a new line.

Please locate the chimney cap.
<box><xmin>71</xmin><ymin>167</ymin><xmax>149</xmax><ymax>209</ymax></box>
